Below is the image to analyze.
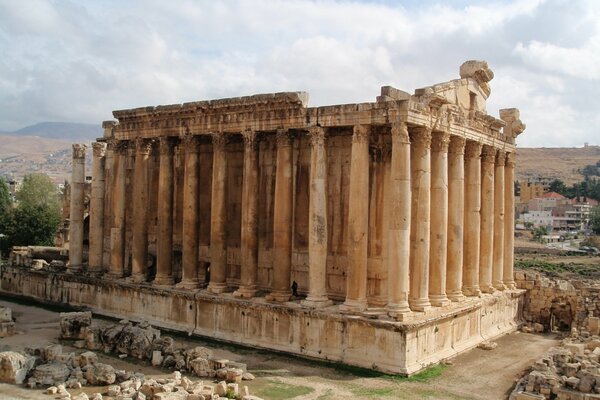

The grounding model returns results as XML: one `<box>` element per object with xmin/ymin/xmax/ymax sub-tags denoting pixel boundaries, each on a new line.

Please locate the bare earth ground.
<box><xmin>0</xmin><ymin>298</ymin><xmax>559</xmax><ymax>400</ymax></box>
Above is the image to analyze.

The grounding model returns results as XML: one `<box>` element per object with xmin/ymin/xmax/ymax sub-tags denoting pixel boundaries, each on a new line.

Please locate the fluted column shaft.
<box><xmin>340</xmin><ymin>125</ymin><xmax>370</xmax><ymax>312</ymax></box>
<box><xmin>108</xmin><ymin>141</ymin><xmax>127</xmax><ymax>278</ymax></box>
<box><xmin>178</xmin><ymin>136</ymin><xmax>201</xmax><ymax>289</ymax></box>
<box><xmin>235</xmin><ymin>130</ymin><xmax>260</xmax><ymax>298</ymax></box>
<box><xmin>207</xmin><ymin>133</ymin><xmax>228</xmax><ymax>294</ymax></box>
<box><xmin>131</xmin><ymin>139</ymin><xmax>152</xmax><ymax>282</ymax></box>
<box><xmin>154</xmin><ymin>137</ymin><xmax>175</xmax><ymax>286</ymax></box>
<box><xmin>409</xmin><ymin>128</ymin><xmax>432</xmax><ymax>312</ymax></box>
<box><xmin>302</xmin><ymin>127</ymin><xmax>332</xmax><ymax>308</ymax></box>
<box><xmin>493</xmin><ymin>150</ymin><xmax>506</xmax><ymax>290</ymax></box>
<box><xmin>446</xmin><ymin>137</ymin><xmax>466</xmax><ymax>301</ymax></box>
<box><xmin>503</xmin><ymin>152</ymin><xmax>516</xmax><ymax>289</ymax></box>
<box><xmin>479</xmin><ymin>145</ymin><xmax>496</xmax><ymax>293</ymax></box>
<box><xmin>429</xmin><ymin>132</ymin><xmax>451</xmax><ymax>307</ymax></box>
<box><xmin>386</xmin><ymin>122</ymin><xmax>411</xmax><ymax>319</ymax></box>
<box><xmin>463</xmin><ymin>141</ymin><xmax>482</xmax><ymax>296</ymax></box>
<box><xmin>89</xmin><ymin>142</ymin><xmax>106</xmax><ymax>274</ymax></box>
<box><xmin>69</xmin><ymin>144</ymin><xmax>87</xmax><ymax>271</ymax></box>
<box><xmin>268</xmin><ymin>129</ymin><xmax>294</xmax><ymax>302</ymax></box>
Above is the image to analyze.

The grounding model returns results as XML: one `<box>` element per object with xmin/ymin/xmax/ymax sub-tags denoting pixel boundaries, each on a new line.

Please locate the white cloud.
<box><xmin>0</xmin><ymin>0</ymin><xmax>598</xmax><ymax>147</ymax></box>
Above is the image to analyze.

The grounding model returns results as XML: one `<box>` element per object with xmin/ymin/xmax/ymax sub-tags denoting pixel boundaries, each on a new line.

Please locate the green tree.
<box><xmin>0</xmin><ymin>177</ymin><xmax>11</xmax><ymax>215</ymax></box>
<box><xmin>16</xmin><ymin>173</ymin><xmax>61</xmax><ymax>213</ymax></box>
<box><xmin>548</xmin><ymin>179</ymin><xmax>567</xmax><ymax>195</ymax></box>
<box><xmin>591</xmin><ymin>206</ymin><xmax>600</xmax><ymax>234</ymax></box>
<box><xmin>0</xmin><ymin>173</ymin><xmax>61</xmax><ymax>254</ymax></box>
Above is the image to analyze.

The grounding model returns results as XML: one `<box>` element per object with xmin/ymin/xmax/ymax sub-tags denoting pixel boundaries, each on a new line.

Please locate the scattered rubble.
<box><xmin>510</xmin><ymin>331</ymin><xmax>600</xmax><ymax>399</ymax></box>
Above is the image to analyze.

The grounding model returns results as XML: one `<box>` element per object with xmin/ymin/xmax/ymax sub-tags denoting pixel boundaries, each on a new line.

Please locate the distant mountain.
<box><xmin>6</xmin><ymin>121</ymin><xmax>103</xmax><ymax>141</ymax></box>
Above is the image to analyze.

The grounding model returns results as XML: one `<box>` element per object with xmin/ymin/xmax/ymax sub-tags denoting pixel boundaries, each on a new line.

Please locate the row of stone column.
<box><xmin>78</xmin><ymin>122</ymin><xmax>515</xmax><ymax>314</ymax></box>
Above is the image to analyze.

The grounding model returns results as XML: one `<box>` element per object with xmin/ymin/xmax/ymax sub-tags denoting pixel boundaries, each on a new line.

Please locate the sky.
<box><xmin>0</xmin><ymin>0</ymin><xmax>598</xmax><ymax>147</ymax></box>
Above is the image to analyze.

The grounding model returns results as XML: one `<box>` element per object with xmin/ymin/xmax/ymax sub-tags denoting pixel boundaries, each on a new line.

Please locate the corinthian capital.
<box><xmin>212</xmin><ymin>132</ymin><xmax>228</xmax><ymax>151</ymax></box>
<box><xmin>481</xmin><ymin>145</ymin><xmax>497</xmax><ymax>164</ymax></box>
<box><xmin>276</xmin><ymin>128</ymin><xmax>293</xmax><ymax>147</ymax></box>
<box><xmin>92</xmin><ymin>142</ymin><xmax>107</xmax><ymax>158</ymax></box>
<box><xmin>308</xmin><ymin>126</ymin><xmax>326</xmax><ymax>148</ymax></box>
<box><xmin>242</xmin><ymin>129</ymin><xmax>258</xmax><ymax>151</ymax></box>
<box><xmin>409</xmin><ymin>127</ymin><xmax>432</xmax><ymax>149</ymax></box>
<box><xmin>72</xmin><ymin>144</ymin><xmax>87</xmax><ymax>159</ymax></box>
<box><xmin>448</xmin><ymin>136</ymin><xmax>466</xmax><ymax>155</ymax></box>
<box><xmin>352</xmin><ymin>125</ymin><xmax>370</xmax><ymax>144</ymax></box>
<box><xmin>465</xmin><ymin>141</ymin><xmax>482</xmax><ymax>158</ymax></box>
<box><xmin>431</xmin><ymin>132</ymin><xmax>450</xmax><ymax>152</ymax></box>
<box><xmin>390</xmin><ymin>122</ymin><xmax>409</xmax><ymax>144</ymax></box>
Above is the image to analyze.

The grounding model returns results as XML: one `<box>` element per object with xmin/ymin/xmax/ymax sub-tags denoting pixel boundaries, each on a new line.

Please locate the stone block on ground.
<box><xmin>0</xmin><ymin>351</ymin><xmax>35</xmax><ymax>384</ymax></box>
<box><xmin>30</xmin><ymin>362</ymin><xmax>71</xmax><ymax>386</ymax></box>
<box><xmin>60</xmin><ymin>312</ymin><xmax>92</xmax><ymax>340</ymax></box>
<box><xmin>85</xmin><ymin>363</ymin><xmax>116</xmax><ymax>385</ymax></box>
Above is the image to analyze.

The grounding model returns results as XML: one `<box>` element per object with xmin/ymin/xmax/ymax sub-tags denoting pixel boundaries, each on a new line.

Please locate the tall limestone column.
<box><xmin>429</xmin><ymin>132</ymin><xmax>451</xmax><ymax>307</ymax></box>
<box><xmin>178</xmin><ymin>135</ymin><xmax>201</xmax><ymax>290</ymax></box>
<box><xmin>88</xmin><ymin>142</ymin><xmax>106</xmax><ymax>274</ymax></box>
<box><xmin>479</xmin><ymin>145</ymin><xmax>496</xmax><ymax>293</ymax></box>
<box><xmin>386</xmin><ymin>122</ymin><xmax>412</xmax><ymax>319</ymax></box>
<box><xmin>408</xmin><ymin>127</ymin><xmax>432</xmax><ymax>312</ymax></box>
<box><xmin>108</xmin><ymin>140</ymin><xmax>127</xmax><ymax>279</ymax></box>
<box><xmin>302</xmin><ymin>126</ymin><xmax>333</xmax><ymax>308</ymax></box>
<box><xmin>207</xmin><ymin>133</ymin><xmax>229</xmax><ymax>294</ymax></box>
<box><xmin>493</xmin><ymin>150</ymin><xmax>506</xmax><ymax>290</ymax></box>
<box><xmin>503</xmin><ymin>152</ymin><xmax>516</xmax><ymax>289</ymax></box>
<box><xmin>234</xmin><ymin>129</ymin><xmax>260</xmax><ymax>298</ymax></box>
<box><xmin>153</xmin><ymin>137</ymin><xmax>175</xmax><ymax>286</ymax></box>
<box><xmin>130</xmin><ymin>138</ymin><xmax>152</xmax><ymax>283</ymax></box>
<box><xmin>463</xmin><ymin>141</ymin><xmax>482</xmax><ymax>296</ymax></box>
<box><xmin>68</xmin><ymin>144</ymin><xmax>87</xmax><ymax>272</ymax></box>
<box><xmin>446</xmin><ymin>136</ymin><xmax>466</xmax><ymax>301</ymax></box>
<box><xmin>340</xmin><ymin>125</ymin><xmax>370</xmax><ymax>313</ymax></box>
<box><xmin>268</xmin><ymin>129</ymin><xmax>294</xmax><ymax>302</ymax></box>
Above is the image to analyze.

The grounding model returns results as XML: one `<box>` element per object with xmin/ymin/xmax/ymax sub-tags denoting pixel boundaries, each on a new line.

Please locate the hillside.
<box><xmin>6</xmin><ymin>121</ymin><xmax>102</xmax><ymax>141</ymax></box>
<box><xmin>516</xmin><ymin>145</ymin><xmax>600</xmax><ymax>185</ymax></box>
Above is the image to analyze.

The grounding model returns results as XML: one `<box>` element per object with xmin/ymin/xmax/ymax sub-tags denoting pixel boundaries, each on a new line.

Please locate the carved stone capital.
<box><xmin>352</xmin><ymin>125</ymin><xmax>370</xmax><ymax>144</ymax></box>
<box><xmin>159</xmin><ymin>137</ymin><xmax>175</xmax><ymax>156</ymax></box>
<box><xmin>72</xmin><ymin>144</ymin><xmax>87</xmax><ymax>159</ymax></box>
<box><xmin>495</xmin><ymin>150</ymin><xmax>506</xmax><ymax>166</ymax></box>
<box><xmin>481</xmin><ymin>145</ymin><xmax>497</xmax><ymax>164</ymax></box>
<box><xmin>135</xmin><ymin>138</ymin><xmax>154</xmax><ymax>155</ymax></box>
<box><xmin>308</xmin><ymin>127</ymin><xmax>326</xmax><ymax>148</ymax></box>
<box><xmin>91</xmin><ymin>142</ymin><xmax>107</xmax><ymax>158</ymax></box>
<box><xmin>448</xmin><ymin>136</ymin><xmax>466</xmax><ymax>155</ymax></box>
<box><xmin>431</xmin><ymin>132</ymin><xmax>450</xmax><ymax>152</ymax></box>
<box><xmin>505</xmin><ymin>152</ymin><xmax>515</xmax><ymax>167</ymax></box>
<box><xmin>115</xmin><ymin>140</ymin><xmax>129</xmax><ymax>156</ymax></box>
<box><xmin>242</xmin><ymin>129</ymin><xmax>258</xmax><ymax>151</ymax></box>
<box><xmin>409</xmin><ymin>127</ymin><xmax>432</xmax><ymax>149</ymax></box>
<box><xmin>181</xmin><ymin>135</ymin><xmax>201</xmax><ymax>153</ymax></box>
<box><xmin>465</xmin><ymin>141</ymin><xmax>482</xmax><ymax>159</ymax></box>
<box><xmin>276</xmin><ymin>128</ymin><xmax>293</xmax><ymax>147</ymax></box>
<box><xmin>212</xmin><ymin>132</ymin><xmax>228</xmax><ymax>151</ymax></box>
<box><xmin>390</xmin><ymin>122</ymin><xmax>409</xmax><ymax>144</ymax></box>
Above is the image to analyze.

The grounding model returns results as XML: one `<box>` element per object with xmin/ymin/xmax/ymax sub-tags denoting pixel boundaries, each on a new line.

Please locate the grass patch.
<box><xmin>254</xmin><ymin>380</ymin><xmax>314</xmax><ymax>400</ymax></box>
<box><xmin>515</xmin><ymin>259</ymin><xmax>599</xmax><ymax>278</ymax></box>
<box><xmin>350</xmin><ymin>386</ymin><xmax>395</xmax><ymax>397</ymax></box>
<box><xmin>384</xmin><ymin>363</ymin><xmax>447</xmax><ymax>383</ymax></box>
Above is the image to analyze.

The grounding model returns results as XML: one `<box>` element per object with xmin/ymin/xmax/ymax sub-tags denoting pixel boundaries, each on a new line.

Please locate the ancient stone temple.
<box><xmin>1</xmin><ymin>60</ymin><xmax>526</xmax><ymax>374</ymax></box>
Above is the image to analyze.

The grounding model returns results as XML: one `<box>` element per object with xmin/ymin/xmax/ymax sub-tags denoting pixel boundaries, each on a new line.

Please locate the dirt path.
<box><xmin>0</xmin><ymin>298</ymin><xmax>560</xmax><ymax>400</ymax></box>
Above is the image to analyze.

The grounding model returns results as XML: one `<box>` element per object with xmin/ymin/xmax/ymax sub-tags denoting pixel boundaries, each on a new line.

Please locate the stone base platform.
<box><xmin>0</xmin><ymin>266</ymin><xmax>524</xmax><ymax>375</ymax></box>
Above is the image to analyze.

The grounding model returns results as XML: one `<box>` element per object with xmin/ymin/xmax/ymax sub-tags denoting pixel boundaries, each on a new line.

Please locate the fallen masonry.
<box><xmin>0</xmin><ymin>312</ymin><xmax>263</xmax><ymax>400</ymax></box>
<box><xmin>510</xmin><ymin>333</ymin><xmax>600</xmax><ymax>400</ymax></box>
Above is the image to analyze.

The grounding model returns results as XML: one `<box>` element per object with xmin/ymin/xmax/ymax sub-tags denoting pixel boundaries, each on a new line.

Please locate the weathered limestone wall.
<box><xmin>515</xmin><ymin>270</ymin><xmax>600</xmax><ymax>332</ymax></box>
<box><xmin>0</xmin><ymin>266</ymin><xmax>523</xmax><ymax>375</ymax></box>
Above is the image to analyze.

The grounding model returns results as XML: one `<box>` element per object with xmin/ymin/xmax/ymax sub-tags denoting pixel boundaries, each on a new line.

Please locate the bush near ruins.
<box><xmin>0</xmin><ymin>173</ymin><xmax>61</xmax><ymax>255</ymax></box>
